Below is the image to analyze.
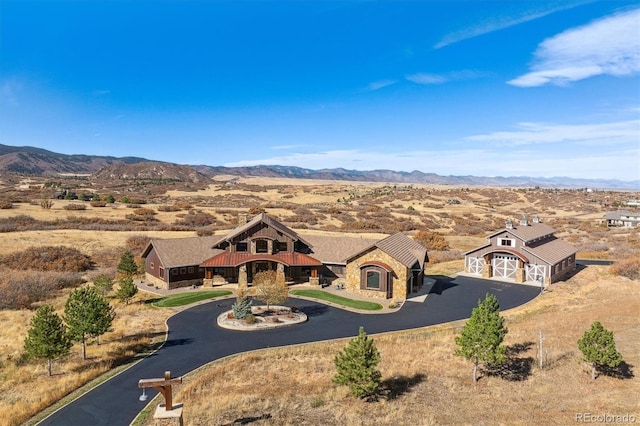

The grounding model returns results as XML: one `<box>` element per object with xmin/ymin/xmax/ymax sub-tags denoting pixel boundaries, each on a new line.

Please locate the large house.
<box><xmin>464</xmin><ymin>215</ymin><xmax>577</xmax><ymax>285</ymax></box>
<box><xmin>601</xmin><ymin>210</ymin><xmax>640</xmax><ymax>228</ymax></box>
<box><xmin>142</xmin><ymin>213</ymin><xmax>428</xmax><ymax>300</ymax></box>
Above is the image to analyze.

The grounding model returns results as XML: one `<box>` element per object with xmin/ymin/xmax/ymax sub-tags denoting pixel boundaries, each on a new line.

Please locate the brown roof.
<box><xmin>218</xmin><ymin>213</ymin><xmax>312</xmax><ymax>247</ymax></box>
<box><xmin>374</xmin><ymin>232</ymin><xmax>428</xmax><ymax>269</ymax></box>
<box><xmin>142</xmin><ymin>236</ymin><xmax>223</xmax><ymax>268</ymax></box>
<box><xmin>523</xmin><ymin>237</ymin><xmax>577</xmax><ymax>265</ymax></box>
<box><xmin>490</xmin><ymin>222</ymin><xmax>555</xmax><ymax>243</ymax></box>
<box><xmin>301</xmin><ymin>234</ymin><xmax>380</xmax><ymax>264</ymax></box>
<box><xmin>201</xmin><ymin>251</ymin><xmax>322</xmax><ymax>267</ymax></box>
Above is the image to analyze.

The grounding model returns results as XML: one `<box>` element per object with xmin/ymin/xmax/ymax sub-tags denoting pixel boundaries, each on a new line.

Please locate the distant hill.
<box><xmin>195</xmin><ymin>165</ymin><xmax>639</xmax><ymax>190</ymax></box>
<box><xmin>92</xmin><ymin>162</ymin><xmax>209</xmax><ymax>183</ymax></box>
<box><xmin>0</xmin><ymin>144</ymin><xmax>147</xmax><ymax>175</ymax></box>
<box><xmin>0</xmin><ymin>143</ymin><xmax>637</xmax><ymax>190</ymax></box>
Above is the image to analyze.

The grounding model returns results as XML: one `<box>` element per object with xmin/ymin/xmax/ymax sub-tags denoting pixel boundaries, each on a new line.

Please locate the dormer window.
<box><xmin>499</xmin><ymin>238</ymin><xmax>515</xmax><ymax>247</ymax></box>
<box><xmin>236</xmin><ymin>242</ymin><xmax>248</xmax><ymax>252</ymax></box>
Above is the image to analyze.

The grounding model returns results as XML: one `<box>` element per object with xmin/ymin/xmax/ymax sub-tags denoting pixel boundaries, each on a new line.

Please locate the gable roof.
<box><xmin>522</xmin><ymin>237</ymin><xmax>577</xmax><ymax>265</ymax></box>
<box><xmin>346</xmin><ymin>232</ymin><xmax>428</xmax><ymax>270</ymax></box>
<box><xmin>142</xmin><ymin>236</ymin><xmax>223</xmax><ymax>268</ymax></box>
<box><xmin>375</xmin><ymin>232</ymin><xmax>428</xmax><ymax>269</ymax></box>
<box><xmin>302</xmin><ymin>234</ymin><xmax>381</xmax><ymax>264</ymax></box>
<box><xmin>217</xmin><ymin>213</ymin><xmax>312</xmax><ymax>247</ymax></box>
<box><xmin>489</xmin><ymin>222</ymin><xmax>555</xmax><ymax>243</ymax></box>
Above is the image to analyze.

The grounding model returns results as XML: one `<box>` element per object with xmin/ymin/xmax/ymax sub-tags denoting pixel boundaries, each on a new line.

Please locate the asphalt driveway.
<box><xmin>38</xmin><ymin>276</ymin><xmax>539</xmax><ymax>426</ymax></box>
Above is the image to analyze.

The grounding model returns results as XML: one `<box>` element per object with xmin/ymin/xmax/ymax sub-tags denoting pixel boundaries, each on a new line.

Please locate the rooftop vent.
<box><xmin>520</xmin><ymin>215</ymin><xmax>529</xmax><ymax>226</ymax></box>
<box><xmin>506</xmin><ymin>219</ymin><xmax>514</xmax><ymax>229</ymax></box>
<box><xmin>532</xmin><ymin>215</ymin><xmax>541</xmax><ymax>223</ymax></box>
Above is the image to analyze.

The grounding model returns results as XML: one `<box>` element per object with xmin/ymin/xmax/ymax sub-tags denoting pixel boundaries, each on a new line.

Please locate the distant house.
<box><xmin>602</xmin><ymin>210</ymin><xmax>640</xmax><ymax>228</ymax></box>
<box><xmin>142</xmin><ymin>213</ymin><xmax>428</xmax><ymax>300</ymax></box>
<box><xmin>464</xmin><ymin>215</ymin><xmax>577</xmax><ymax>286</ymax></box>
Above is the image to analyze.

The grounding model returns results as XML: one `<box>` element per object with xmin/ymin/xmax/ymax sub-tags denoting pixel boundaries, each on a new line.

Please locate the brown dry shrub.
<box><xmin>132</xmin><ymin>207</ymin><xmax>157</xmax><ymax>216</ymax></box>
<box><xmin>0</xmin><ymin>270</ymin><xmax>85</xmax><ymax>309</ymax></box>
<box><xmin>610</xmin><ymin>257</ymin><xmax>640</xmax><ymax>280</ymax></box>
<box><xmin>126</xmin><ymin>235</ymin><xmax>152</xmax><ymax>254</ymax></box>
<box><xmin>63</xmin><ymin>203</ymin><xmax>87</xmax><ymax>211</ymax></box>
<box><xmin>0</xmin><ymin>201</ymin><xmax>13</xmax><ymax>209</ymax></box>
<box><xmin>157</xmin><ymin>204</ymin><xmax>181</xmax><ymax>212</ymax></box>
<box><xmin>428</xmin><ymin>250</ymin><xmax>462</xmax><ymax>264</ymax></box>
<box><xmin>414</xmin><ymin>230</ymin><xmax>450</xmax><ymax>250</ymax></box>
<box><xmin>90</xmin><ymin>200</ymin><xmax>108</xmax><ymax>207</ymax></box>
<box><xmin>174</xmin><ymin>210</ymin><xmax>217</xmax><ymax>227</ymax></box>
<box><xmin>0</xmin><ymin>246</ymin><xmax>92</xmax><ymax>272</ymax></box>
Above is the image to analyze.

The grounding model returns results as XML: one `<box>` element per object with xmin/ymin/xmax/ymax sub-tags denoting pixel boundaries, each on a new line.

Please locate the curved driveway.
<box><xmin>39</xmin><ymin>276</ymin><xmax>539</xmax><ymax>426</ymax></box>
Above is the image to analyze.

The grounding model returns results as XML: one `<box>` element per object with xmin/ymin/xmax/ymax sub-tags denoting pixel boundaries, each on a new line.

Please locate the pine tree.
<box><xmin>116</xmin><ymin>276</ymin><xmax>138</xmax><ymax>305</ymax></box>
<box><xmin>578</xmin><ymin>321</ymin><xmax>623</xmax><ymax>380</ymax></box>
<box><xmin>454</xmin><ymin>293</ymin><xmax>508</xmax><ymax>382</ymax></box>
<box><xmin>24</xmin><ymin>305</ymin><xmax>72</xmax><ymax>376</ymax></box>
<box><xmin>333</xmin><ymin>327</ymin><xmax>382</xmax><ymax>399</ymax></box>
<box><xmin>64</xmin><ymin>286</ymin><xmax>115</xmax><ymax>359</ymax></box>
<box><xmin>232</xmin><ymin>288</ymin><xmax>252</xmax><ymax>319</ymax></box>
<box><xmin>93</xmin><ymin>274</ymin><xmax>115</xmax><ymax>297</ymax></box>
<box><xmin>117</xmin><ymin>250</ymin><xmax>139</xmax><ymax>278</ymax></box>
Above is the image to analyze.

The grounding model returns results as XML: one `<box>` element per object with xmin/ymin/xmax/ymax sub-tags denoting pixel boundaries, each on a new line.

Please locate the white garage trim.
<box><xmin>492</xmin><ymin>254</ymin><xmax>517</xmax><ymax>279</ymax></box>
<box><xmin>467</xmin><ymin>257</ymin><xmax>484</xmax><ymax>275</ymax></box>
<box><xmin>526</xmin><ymin>264</ymin><xmax>546</xmax><ymax>282</ymax></box>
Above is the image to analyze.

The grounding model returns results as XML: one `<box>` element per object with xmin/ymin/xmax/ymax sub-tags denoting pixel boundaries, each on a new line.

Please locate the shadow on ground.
<box><xmin>485</xmin><ymin>341</ymin><xmax>535</xmax><ymax>381</ymax></box>
<box><xmin>599</xmin><ymin>361</ymin><xmax>635</xmax><ymax>380</ymax></box>
<box><xmin>427</xmin><ymin>275</ymin><xmax>458</xmax><ymax>295</ymax></box>
<box><xmin>222</xmin><ymin>413</ymin><xmax>272</xmax><ymax>425</ymax></box>
<box><xmin>381</xmin><ymin>373</ymin><xmax>426</xmax><ymax>400</ymax></box>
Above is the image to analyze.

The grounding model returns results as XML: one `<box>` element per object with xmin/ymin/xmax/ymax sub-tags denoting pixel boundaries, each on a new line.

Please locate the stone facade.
<box><xmin>345</xmin><ymin>247</ymin><xmax>410</xmax><ymax>300</ymax></box>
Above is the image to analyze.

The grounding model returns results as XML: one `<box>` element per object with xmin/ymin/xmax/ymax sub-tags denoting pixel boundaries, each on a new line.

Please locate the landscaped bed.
<box><xmin>290</xmin><ymin>289</ymin><xmax>383</xmax><ymax>311</ymax></box>
<box><xmin>153</xmin><ymin>290</ymin><xmax>233</xmax><ymax>308</ymax></box>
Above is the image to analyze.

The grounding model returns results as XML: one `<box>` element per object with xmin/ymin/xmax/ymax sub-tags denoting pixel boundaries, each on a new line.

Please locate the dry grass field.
<box><xmin>146</xmin><ymin>265</ymin><xmax>639</xmax><ymax>426</ymax></box>
<box><xmin>0</xmin><ymin>177</ymin><xmax>637</xmax><ymax>425</ymax></box>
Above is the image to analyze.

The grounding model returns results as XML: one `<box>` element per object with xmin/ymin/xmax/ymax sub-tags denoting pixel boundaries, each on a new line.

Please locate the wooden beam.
<box><xmin>139</xmin><ymin>371</ymin><xmax>182</xmax><ymax>411</ymax></box>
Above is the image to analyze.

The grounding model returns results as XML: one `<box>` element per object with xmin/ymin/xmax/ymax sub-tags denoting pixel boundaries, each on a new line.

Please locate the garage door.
<box><xmin>467</xmin><ymin>257</ymin><xmax>484</xmax><ymax>275</ymax></box>
<box><xmin>492</xmin><ymin>254</ymin><xmax>517</xmax><ymax>279</ymax></box>
<box><xmin>526</xmin><ymin>264</ymin><xmax>545</xmax><ymax>282</ymax></box>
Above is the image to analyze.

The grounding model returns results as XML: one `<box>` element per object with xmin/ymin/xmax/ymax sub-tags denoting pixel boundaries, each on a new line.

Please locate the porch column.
<box><xmin>238</xmin><ymin>264</ymin><xmax>248</xmax><ymax>289</ymax></box>
<box><xmin>515</xmin><ymin>259</ymin><xmax>525</xmax><ymax>283</ymax></box>
<box><xmin>482</xmin><ymin>254</ymin><xmax>492</xmax><ymax>278</ymax></box>
<box><xmin>309</xmin><ymin>267</ymin><xmax>319</xmax><ymax>286</ymax></box>
<box><xmin>276</xmin><ymin>263</ymin><xmax>285</xmax><ymax>284</ymax></box>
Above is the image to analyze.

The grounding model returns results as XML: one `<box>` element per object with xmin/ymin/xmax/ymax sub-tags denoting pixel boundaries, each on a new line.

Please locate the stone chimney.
<box><xmin>238</xmin><ymin>213</ymin><xmax>248</xmax><ymax>225</ymax></box>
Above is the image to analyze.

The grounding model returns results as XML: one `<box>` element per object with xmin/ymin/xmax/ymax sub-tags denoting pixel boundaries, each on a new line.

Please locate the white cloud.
<box><xmin>466</xmin><ymin>120</ymin><xmax>640</xmax><ymax>146</ymax></box>
<box><xmin>270</xmin><ymin>144</ymin><xmax>308</xmax><ymax>150</ymax></box>
<box><xmin>406</xmin><ymin>70</ymin><xmax>486</xmax><ymax>85</ymax></box>
<box><xmin>406</xmin><ymin>73</ymin><xmax>447</xmax><ymax>85</ymax></box>
<box><xmin>224</xmin><ymin>145</ymin><xmax>639</xmax><ymax>181</ymax></box>
<box><xmin>509</xmin><ymin>8</ymin><xmax>640</xmax><ymax>87</ymax></box>
<box><xmin>365</xmin><ymin>79</ymin><xmax>398</xmax><ymax>92</ymax></box>
<box><xmin>1</xmin><ymin>78</ymin><xmax>23</xmax><ymax>106</ymax></box>
<box><xmin>434</xmin><ymin>1</ymin><xmax>592</xmax><ymax>49</ymax></box>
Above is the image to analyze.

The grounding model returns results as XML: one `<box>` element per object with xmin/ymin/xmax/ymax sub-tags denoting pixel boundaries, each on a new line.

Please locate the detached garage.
<box><xmin>464</xmin><ymin>215</ymin><xmax>577</xmax><ymax>286</ymax></box>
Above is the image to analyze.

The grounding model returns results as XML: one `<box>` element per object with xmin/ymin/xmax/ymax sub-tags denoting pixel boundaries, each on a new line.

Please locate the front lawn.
<box><xmin>290</xmin><ymin>289</ymin><xmax>383</xmax><ymax>311</ymax></box>
<box><xmin>153</xmin><ymin>290</ymin><xmax>233</xmax><ymax>308</ymax></box>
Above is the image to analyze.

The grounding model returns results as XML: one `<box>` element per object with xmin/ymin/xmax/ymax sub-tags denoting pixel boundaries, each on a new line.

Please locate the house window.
<box><xmin>366</xmin><ymin>271</ymin><xmax>380</xmax><ymax>289</ymax></box>
<box><xmin>276</xmin><ymin>241</ymin><xmax>288</xmax><ymax>252</ymax></box>
<box><xmin>498</xmin><ymin>238</ymin><xmax>515</xmax><ymax>247</ymax></box>
<box><xmin>236</xmin><ymin>242</ymin><xmax>248</xmax><ymax>252</ymax></box>
<box><xmin>256</xmin><ymin>239</ymin><xmax>268</xmax><ymax>253</ymax></box>
<box><xmin>171</xmin><ymin>269</ymin><xmax>178</xmax><ymax>275</ymax></box>
<box><xmin>180</xmin><ymin>267</ymin><xmax>186</xmax><ymax>274</ymax></box>
<box><xmin>150</xmin><ymin>261</ymin><xmax>154</xmax><ymax>269</ymax></box>
<box><xmin>188</xmin><ymin>266</ymin><xmax>195</xmax><ymax>274</ymax></box>
<box><xmin>159</xmin><ymin>267</ymin><xmax>165</xmax><ymax>278</ymax></box>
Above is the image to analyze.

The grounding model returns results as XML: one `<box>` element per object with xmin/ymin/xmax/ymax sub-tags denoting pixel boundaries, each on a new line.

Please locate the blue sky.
<box><xmin>1</xmin><ymin>1</ymin><xmax>639</xmax><ymax>181</ymax></box>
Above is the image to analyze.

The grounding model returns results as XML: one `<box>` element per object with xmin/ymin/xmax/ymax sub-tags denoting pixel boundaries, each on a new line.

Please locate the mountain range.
<box><xmin>0</xmin><ymin>143</ymin><xmax>637</xmax><ymax>190</ymax></box>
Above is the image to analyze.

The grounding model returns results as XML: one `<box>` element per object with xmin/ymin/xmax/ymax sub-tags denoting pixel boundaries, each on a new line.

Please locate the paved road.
<box><xmin>38</xmin><ymin>276</ymin><xmax>539</xmax><ymax>426</ymax></box>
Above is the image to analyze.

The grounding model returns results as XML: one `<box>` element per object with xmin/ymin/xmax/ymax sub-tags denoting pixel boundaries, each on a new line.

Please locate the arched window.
<box><xmin>366</xmin><ymin>270</ymin><xmax>380</xmax><ymax>289</ymax></box>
